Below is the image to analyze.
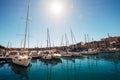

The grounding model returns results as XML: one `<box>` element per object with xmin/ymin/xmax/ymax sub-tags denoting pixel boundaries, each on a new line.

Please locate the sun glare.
<box><xmin>50</xmin><ymin>2</ymin><xmax>62</xmax><ymax>15</ymax></box>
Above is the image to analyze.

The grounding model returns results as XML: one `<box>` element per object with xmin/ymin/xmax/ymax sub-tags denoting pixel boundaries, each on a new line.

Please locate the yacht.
<box><xmin>51</xmin><ymin>50</ymin><xmax>61</xmax><ymax>59</ymax></box>
<box><xmin>61</xmin><ymin>50</ymin><xmax>72</xmax><ymax>57</ymax></box>
<box><xmin>81</xmin><ymin>49</ymin><xmax>98</xmax><ymax>55</ymax></box>
<box><xmin>52</xmin><ymin>53</ymin><xmax>61</xmax><ymax>59</ymax></box>
<box><xmin>29</xmin><ymin>51</ymin><xmax>40</xmax><ymax>58</ymax></box>
<box><xmin>12</xmin><ymin>51</ymin><xmax>31</xmax><ymax>67</ymax></box>
<box><xmin>12</xmin><ymin>0</ymin><xmax>32</xmax><ymax>67</ymax></box>
<box><xmin>41</xmin><ymin>51</ymin><xmax>52</xmax><ymax>60</ymax></box>
<box><xmin>5</xmin><ymin>51</ymin><xmax>19</xmax><ymax>59</ymax></box>
<box><xmin>71</xmin><ymin>52</ymin><xmax>82</xmax><ymax>57</ymax></box>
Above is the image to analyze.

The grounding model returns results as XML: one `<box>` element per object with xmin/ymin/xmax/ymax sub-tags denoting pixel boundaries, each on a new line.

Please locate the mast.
<box><xmin>65</xmin><ymin>33</ymin><xmax>70</xmax><ymax>51</ymax></box>
<box><xmin>48</xmin><ymin>29</ymin><xmax>51</xmax><ymax>48</ymax></box>
<box><xmin>87</xmin><ymin>34</ymin><xmax>89</xmax><ymax>48</ymax></box>
<box><xmin>92</xmin><ymin>37</ymin><xmax>94</xmax><ymax>48</ymax></box>
<box><xmin>61</xmin><ymin>35</ymin><xmax>64</xmax><ymax>46</ymax></box>
<box><xmin>47</xmin><ymin>28</ymin><xmax>51</xmax><ymax>49</ymax></box>
<box><xmin>28</xmin><ymin>23</ymin><xmax>30</xmax><ymax>48</ymax></box>
<box><xmin>84</xmin><ymin>34</ymin><xmax>87</xmax><ymax>43</ymax></box>
<box><xmin>65</xmin><ymin>33</ymin><xmax>69</xmax><ymax>47</ymax></box>
<box><xmin>60</xmin><ymin>35</ymin><xmax>64</xmax><ymax>50</ymax></box>
<box><xmin>53</xmin><ymin>41</ymin><xmax>54</xmax><ymax>47</ymax></box>
<box><xmin>84</xmin><ymin>34</ymin><xmax>88</xmax><ymax>48</ymax></box>
<box><xmin>24</xmin><ymin>0</ymin><xmax>30</xmax><ymax>49</ymax></box>
<box><xmin>87</xmin><ymin>34</ymin><xmax>89</xmax><ymax>43</ymax></box>
<box><xmin>70</xmin><ymin>28</ymin><xmax>77</xmax><ymax>49</ymax></box>
<box><xmin>70</xmin><ymin>29</ymin><xmax>74</xmax><ymax>45</ymax></box>
<box><xmin>41</xmin><ymin>41</ymin><xmax>42</xmax><ymax>48</ymax></box>
<box><xmin>7</xmin><ymin>41</ymin><xmax>10</xmax><ymax>48</ymax></box>
<box><xmin>47</xmin><ymin>28</ymin><xmax>48</xmax><ymax>48</ymax></box>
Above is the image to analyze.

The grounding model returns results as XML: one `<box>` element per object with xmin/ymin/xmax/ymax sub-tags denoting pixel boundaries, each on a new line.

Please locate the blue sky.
<box><xmin>0</xmin><ymin>0</ymin><xmax>120</xmax><ymax>48</ymax></box>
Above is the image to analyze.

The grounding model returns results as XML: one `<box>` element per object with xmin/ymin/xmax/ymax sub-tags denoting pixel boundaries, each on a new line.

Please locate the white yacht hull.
<box><xmin>52</xmin><ymin>54</ymin><xmax>61</xmax><ymax>59</ymax></box>
<box><xmin>61</xmin><ymin>52</ymin><xmax>72</xmax><ymax>57</ymax></box>
<box><xmin>12</xmin><ymin>56</ymin><xmax>31</xmax><ymax>67</ymax></box>
<box><xmin>42</xmin><ymin>54</ymin><xmax>52</xmax><ymax>60</ymax></box>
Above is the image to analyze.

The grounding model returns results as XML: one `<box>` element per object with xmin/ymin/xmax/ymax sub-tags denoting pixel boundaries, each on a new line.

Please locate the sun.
<box><xmin>50</xmin><ymin>2</ymin><xmax>62</xmax><ymax>15</ymax></box>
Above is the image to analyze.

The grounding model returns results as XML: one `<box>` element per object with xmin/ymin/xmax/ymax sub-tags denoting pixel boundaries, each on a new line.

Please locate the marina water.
<box><xmin>0</xmin><ymin>52</ymin><xmax>120</xmax><ymax>80</ymax></box>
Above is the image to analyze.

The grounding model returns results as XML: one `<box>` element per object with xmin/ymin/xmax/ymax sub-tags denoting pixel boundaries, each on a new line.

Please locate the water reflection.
<box><xmin>0</xmin><ymin>63</ymin><xmax>4</xmax><ymax>68</ymax></box>
<box><xmin>10</xmin><ymin>63</ymin><xmax>31</xmax><ymax>80</ymax></box>
<box><xmin>0</xmin><ymin>52</ymin><xmax>120</xmax><ymax>80</ymax></box>
<box><xmin>97</xmin><ymin>52</ymin><xmax>120</xmax><ymax>63</ymax></box>
<box><xmin>31</xmin><ymin>59</ymin><xmax>37</xmax><ymax>63</ymax></box>
<box><xmin>60</xmin><ymin>52</ymin><xmax>120</xmax><ymax>80</ymax></box>
<box><xmin>62</xmin><ymin>57</ymin><xmax>84</xmax><ymax>63</ymax></box>
<box><xmin>40</xmin><ymin>59</ymin><xmax>62</xmax><ymax>66</ymax></box>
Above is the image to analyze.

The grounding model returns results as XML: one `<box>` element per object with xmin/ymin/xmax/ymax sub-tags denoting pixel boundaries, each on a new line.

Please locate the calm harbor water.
<box><xmin>0</xmin><ymin>52</ymin><xmax>120</xmax><ymax>80</ymax></box>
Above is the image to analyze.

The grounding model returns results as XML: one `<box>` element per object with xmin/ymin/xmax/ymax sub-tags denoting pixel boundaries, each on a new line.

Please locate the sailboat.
<box><xmin>41</xmin><ymin>50</ymin><xmax>52</xmax><ymax>60</ymax></box>
<box><xmin>61</xmin><ymin>33</ymin><xmax>72</xmax><ymax>57</ymax></box>
<box><xmin>12</xmin><ymin>52</ymin><xmax>31</xmax><ymax>67</ymax></box>
<box><xmin>51</xmin><ymin>49</ymin><xmax>61</xmax><ymax>59</ymax></box>
<box><xmin>81</xmin><ymin>34</ymin><xmax>98</xmax><ymax>55</ymax></box>
<box><xmin>41</xmin><ymin>28</ymin><xmax>52</xmax><ymax>60</ymax></box>
<box><xmin>70</xmin><ymin>29</ymin><xmax>82</xmax><ymax>57</ymax></box>
<box><xmin>41</xmin><ymin>28</ymin><xmax>61</xmax><ymax>60</ymax></box>
<box><xmin>29</xmin><ymin>50</ymin><xmax>41</xmax><ymax>59</ymax></box>
<box><xmin>12</xmin><ymin>0</ymin><xmax>31</xmax><ymax>67</ymax></box>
